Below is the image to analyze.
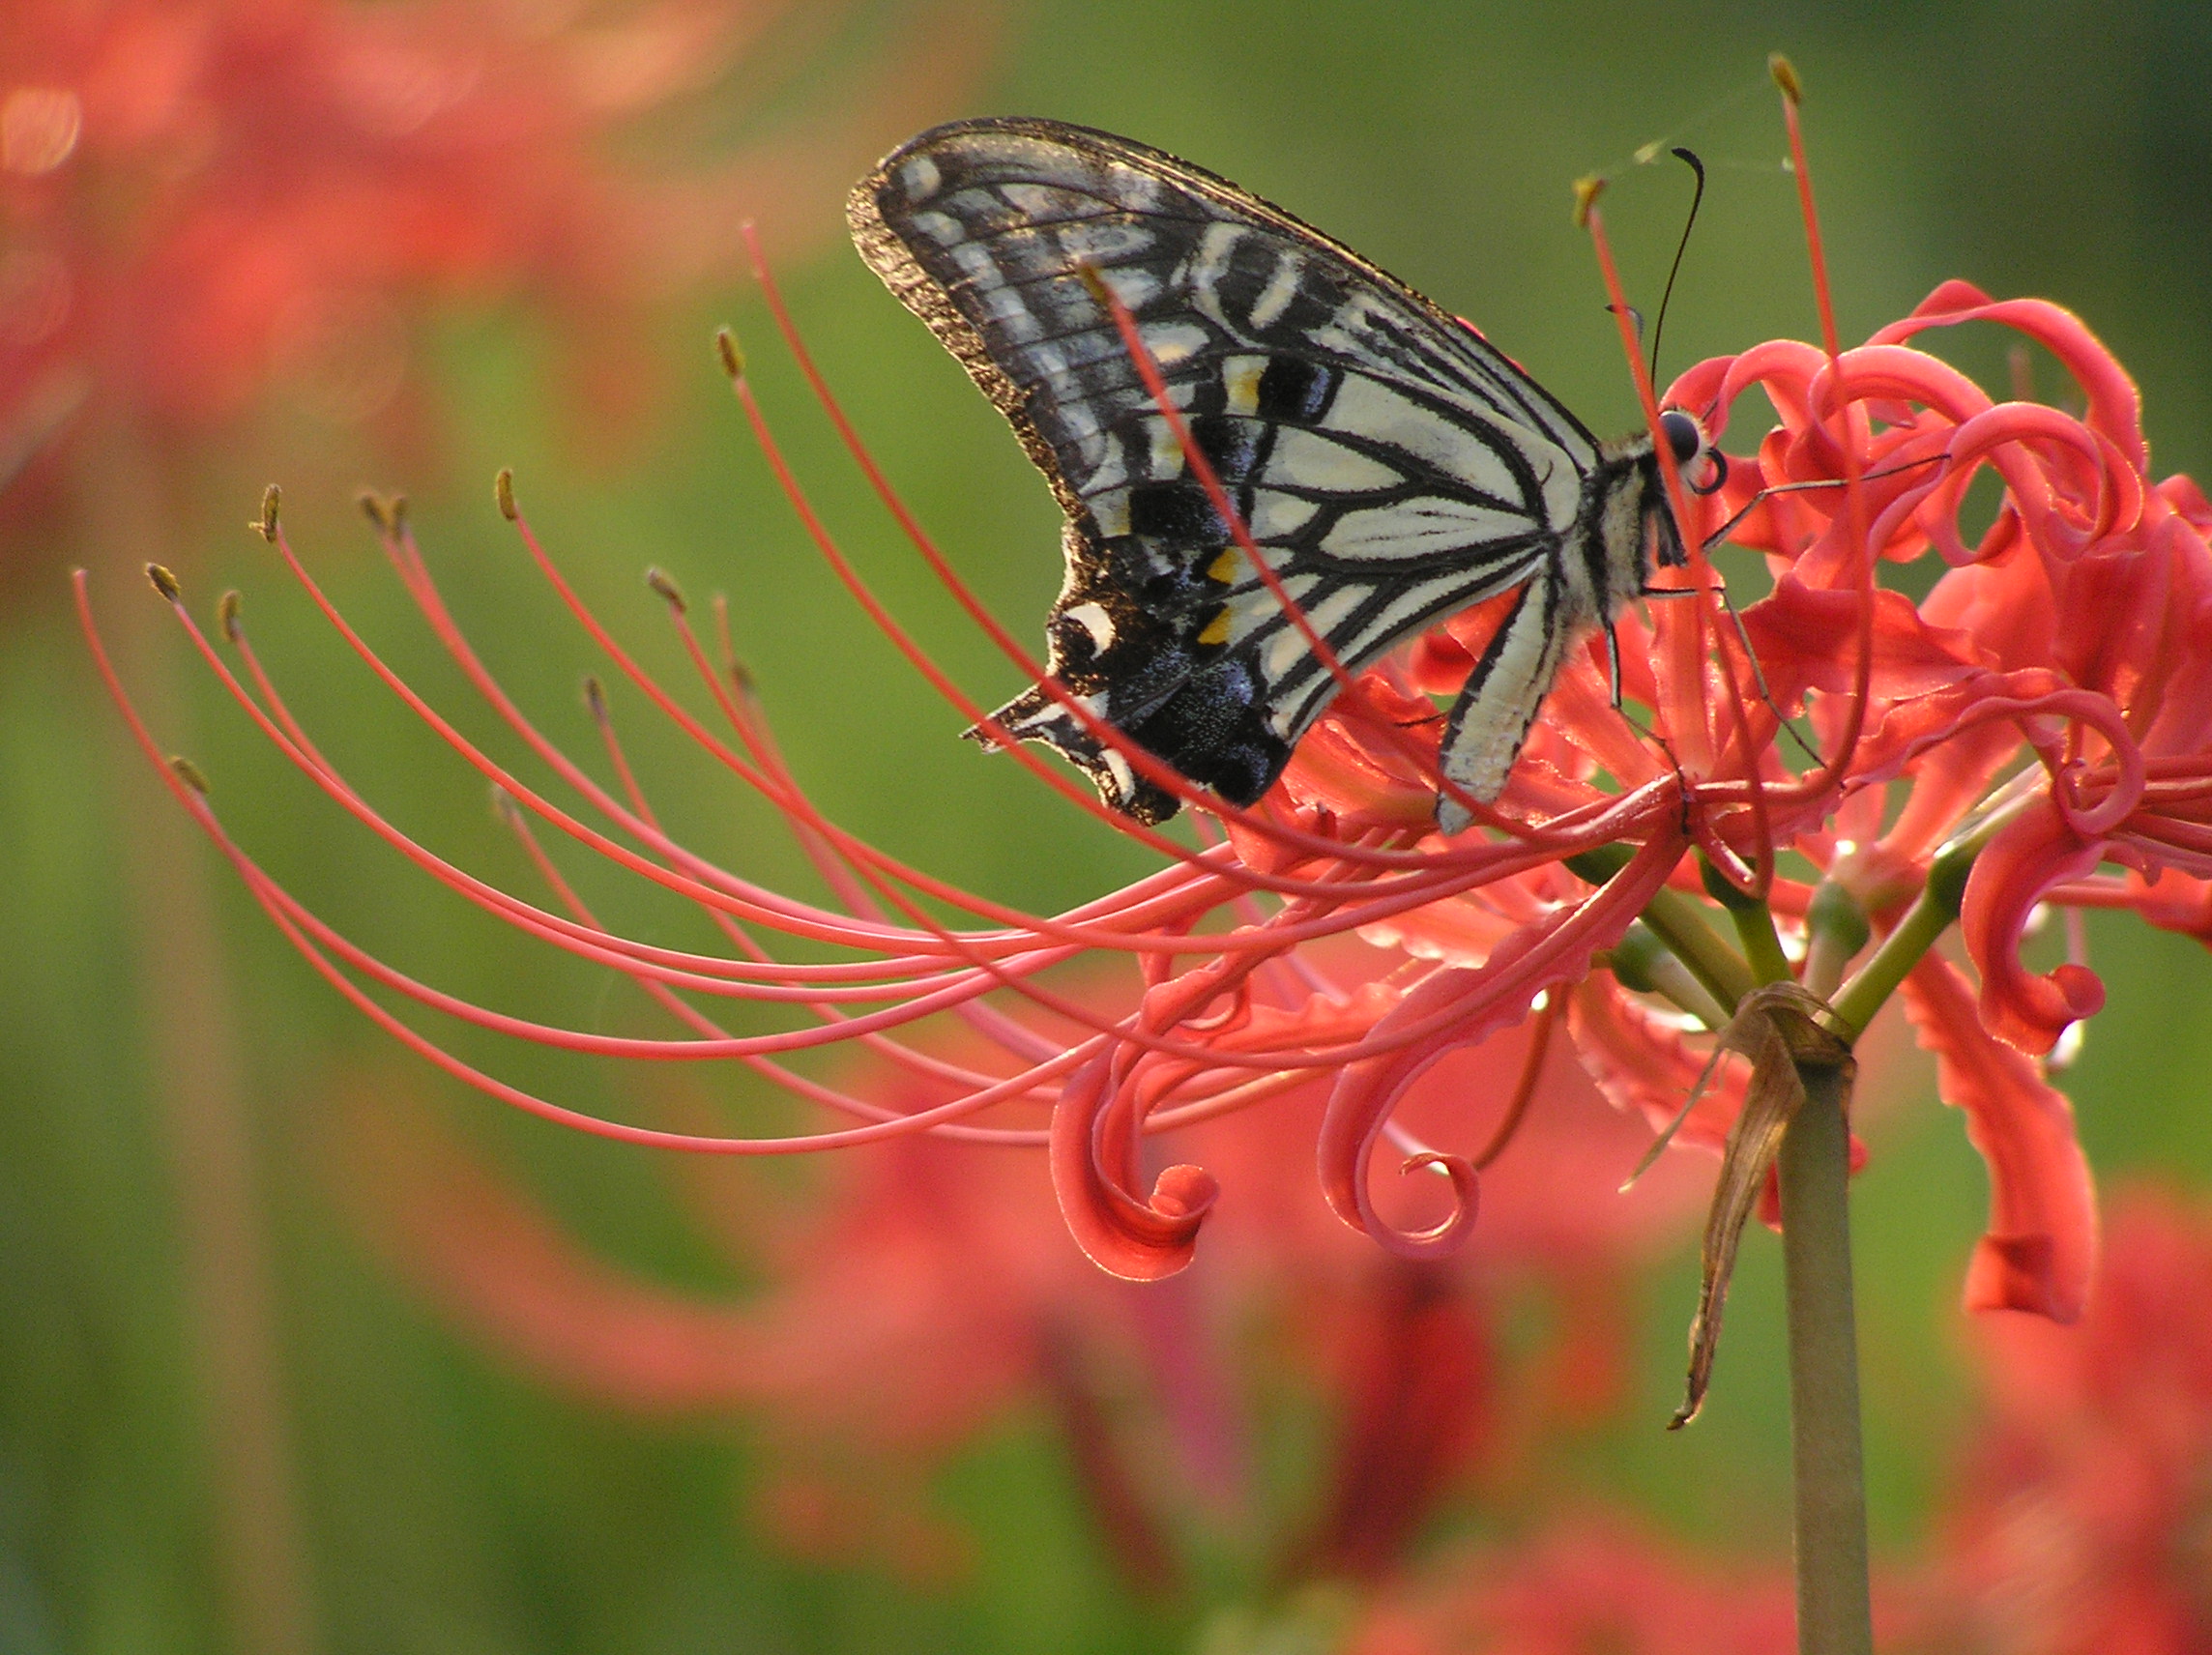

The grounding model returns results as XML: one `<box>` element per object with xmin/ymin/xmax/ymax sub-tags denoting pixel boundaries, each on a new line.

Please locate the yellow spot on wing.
<box><xmin>1198</xmin><ymin>608</ymin><xmax>1233</xmax><ymax>646</ymax></box>
<box><xmin>1207</xmin><ymin>547</ymin><xmax>1241</xmax><ymax>583</ymax></box>
<box><xmin>1225</xmin><ymin>356</ymin><xmax>1265</xmax><ymax>416</ymax></box>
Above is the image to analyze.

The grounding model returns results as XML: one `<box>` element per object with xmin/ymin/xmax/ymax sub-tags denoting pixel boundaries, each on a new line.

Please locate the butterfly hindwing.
<box><xmin>849</xmin><ymin>118</ymin><xmax>1633</xmax><ymax>824</ymax></box>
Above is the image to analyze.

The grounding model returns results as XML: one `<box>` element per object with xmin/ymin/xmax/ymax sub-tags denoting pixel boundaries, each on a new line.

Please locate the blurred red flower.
<box><xmin>2</xmin><ymin>0</ymin><xmax>995</xmax><ymax>553</ymax></box>
<box><xmin>1926</xmin><ymin>1183</ymin><xmax>2212</xmax><ymax>1655</ymax></box>
<box><xmin>333</xmin><ymin>988</ymin><xmax>1715</xmax><ymax>1585</ymax></box>
<box><xmin>1345</xmin><ymin>1519</ymin><xmax>1801</xmax><ymax>1655</ymax></box>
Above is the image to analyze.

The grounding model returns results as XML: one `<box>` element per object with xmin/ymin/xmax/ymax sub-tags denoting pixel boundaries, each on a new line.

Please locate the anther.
<box><xmin>495</xmin><ymin>467</ymin><xmax>517</xmax><ymax>521</ymax></box>
<box><xmin>713</xmin><ymin>329</ymin><xmax>743</xmax><ymax>382</ymax></box>
<box><xmin>489</xmin><ymin>783</ymin><xmax>522</xmax><ymax>828</ymax></box>
<box><xmin>1769</xmin><ymin>52</ymin><xmax>1802</xmax><ymax>104</ymax></box>
<box><xmin>218</xmin><ymin>590</ymin><xmax>243</xmax><ymax>642</ymax></box>
<box><xmin>644</xmin><ymin>566</ymin><xmax>686</xmax><ymax>613</ymax></box>
<box><xmin>253</xmin><ymin>484</ymin><xmax>280</xmax><ymax>542</ymax></box>
<box><xmin>1572</xmin><ymin>174</ymin><xmax>1607</xmax><ymax>228</ymax></box>
<box><xmin>582</xmin><ymin>675</ymin><xmax>608</xmax><ymax>722</ymax></box>
<box><xmin>170</xmin><ymin>756</ymin><xmax>211</xmax><ymax>795</ymax></box>
<box><xmin>359</xmin><ymin>491</ymin><xmax>393</xmax><ymax>533</ymax></box>
<box><xmin>146</xmin><ymin>563</ymin><xmax>181</xmax><ymax>602</ymax></box>
<box><xmin>1072</xmin><ymin>260</ymin><xmax>1115</xmax><ymax>308</ymax></box>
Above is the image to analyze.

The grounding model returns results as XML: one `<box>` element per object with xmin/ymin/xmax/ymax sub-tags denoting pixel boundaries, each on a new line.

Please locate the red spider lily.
<box><xmin>76</xmin><ymin>84</ymin><xmax>2212</xmax><ymax>1391</ymax></box>
<box><xmin>1920</xmin><ymin>1183</ymin><xmax>2212</xmax><ymax>1655</ymax></box>
<box><xmin>0</xmin><ymin>0</ymin><xmax>988</xmax><ymax>537</ymax></box>
<box><xmin>330</xmin><ymin>993</ymin><xmax>1712</xmax><ymax>1586</ymax></box>
<box><xmin>1345</xmin><ymin>1518</ymin><xmax>1804</xmax><ymax>1655</ymax></box>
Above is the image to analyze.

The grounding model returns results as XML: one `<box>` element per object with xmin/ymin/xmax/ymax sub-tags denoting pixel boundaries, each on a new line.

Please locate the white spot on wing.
<box><xmin>1247</xmin><ymin>492</ymin><xmax>1319</xmax><ymax>538</ymax></box>
<box><xmin>1322</xmin><ymin>497</ymin><xmax>1538</xmax><ymax>560</ymax></box>
<box><xmin>1322</xmin><ymin>377</ymin><xmax>1528</xmax><ymax>503</ymax></box>
<box><xmin>1248</xmin><ymin>253</ymin><xmax>1303</xmax><ymax>330</ymax></box>
<box><xmin>1261</xmin><ymin>429</ymin><xmax>1402</xmax><ymax>493</ymax></box>
<box><xmin>1063</xmin><ymin>601</ymin><xmax>1116</xmax><ymax>652</ymax></box>
<box><xmin>1097</xmin><ymin>266</ymin><xmax>1160</xmax><ymax>311</ymax></box>
<box><xmin>1224</xmin><ymin>355</ymin><xmax>1266</xmax><ymax>416</ymax></box>
<box><xmin>1140</xmin><ymin>321</ymin><xmax>1210</xmax><ymax>366</ymax></box>
<box><xmin>1000</xmin><ymin>182</ymin><xmax>1063</xmax><ymax>216</ymax></box>
<box><xmin>900</xmin><ymin>157</ymin><xmax>942</xmax><ymax>201</ymax></box>
<box><xmin>913</xmin><ymin>209</ymin><xmax>964</xmax><ymax>247</ymax></box>
<box><xmin>1100</xmin><ymin>745</ymin><xmax>1137</xmax><ymax>803</ymax></box>
<box><xmin>1147</xmin><ymin>420</ymin><xmax>1187</xmax><ymax>480</ymax></box>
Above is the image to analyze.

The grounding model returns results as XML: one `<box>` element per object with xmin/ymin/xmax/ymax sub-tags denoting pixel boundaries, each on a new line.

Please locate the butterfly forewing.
<box><xmin>850</xmin><ymin>118</ymin><xmax>1645</xmax><ymax>825</ymax></box>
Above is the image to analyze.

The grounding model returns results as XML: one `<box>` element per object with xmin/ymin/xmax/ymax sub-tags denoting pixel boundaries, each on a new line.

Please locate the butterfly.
<box><xmin>847</xmin><ymin>117</ymin><xmax>1718</xmax><ymax>833</ymax></box>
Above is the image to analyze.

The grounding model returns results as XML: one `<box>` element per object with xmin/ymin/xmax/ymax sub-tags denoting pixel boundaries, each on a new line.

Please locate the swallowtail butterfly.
<box><xmin>848</xmin><ymin>118</ymin><xmax>1714</xmax><ymax>832</ymax></box>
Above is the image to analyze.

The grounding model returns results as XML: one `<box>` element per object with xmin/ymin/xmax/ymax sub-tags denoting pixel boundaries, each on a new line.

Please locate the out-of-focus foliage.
<box><xmin>6</xmin><ymin>3</ymin><xmax>2211</xmax><ymax>1653</ymax></box>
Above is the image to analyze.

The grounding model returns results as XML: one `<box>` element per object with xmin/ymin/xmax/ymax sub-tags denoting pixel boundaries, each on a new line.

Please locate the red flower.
<box><xmin>335</xmin><ymin>983</ymin><xmax>1711</xmax><ymax>1583</ymax></box>
<box><xmin>1</xmin><ymin>0</ymin><xmax>992</xmax><ymax>551</ymax></box>
<box><xmin>1927</xmin><ymin>1183</ymin><xmax>2212</xmax><ymax>1655</ymax></box>
<box><xmin>79</xmin><ymin>99</ymin><xmax>2211</xmax><ymax>1368</ymax></box>
<box><xmin>1345</xmin><ymin>1518</ymin><xmax>1801</xmax><ymax>1655</ymax></box>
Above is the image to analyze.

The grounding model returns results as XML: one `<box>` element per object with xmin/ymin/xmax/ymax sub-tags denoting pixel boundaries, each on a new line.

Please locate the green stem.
<box><xmin>1703</xmin><ymin>860</ymin><xmax>1794</xmax><ymax>988</ymax></box>
<box><xmin>1801</xmin><ymin>881</ymin><xmax>1871</xmax><ymax>1002</ymax></box>
<box><xmin>1642</xmin><ymin>886</ymin><xmax>1758</xmax><ymax>1011</ymax></box>
<box><xmin>1828</xmin><ymin>829</ymin><xmax>1978</xmax><ymax>1037</ymax></box>
<box><xmin>1608</xmin><ymin>922</ymin><xmax>1731</xmax><ymax>1030</ymax></box>
<box><xmin>1778</xmin><ymin>1060</ymin><xmax>1873</xmax><ymax>1655</ymax></box>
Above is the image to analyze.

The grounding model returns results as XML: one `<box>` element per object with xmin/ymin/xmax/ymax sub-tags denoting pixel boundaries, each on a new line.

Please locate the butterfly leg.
<box><xmin>1644</xmin><ymin>578</ymin><xmax>1821</xmax><ymax>769</ymax></box>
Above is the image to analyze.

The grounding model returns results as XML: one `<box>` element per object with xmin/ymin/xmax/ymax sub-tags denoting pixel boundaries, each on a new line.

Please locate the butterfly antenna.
<box><xmin>1646</xmin><ymin>147</ymin><xmax>1706</xmax><ymax>386</ymax></box>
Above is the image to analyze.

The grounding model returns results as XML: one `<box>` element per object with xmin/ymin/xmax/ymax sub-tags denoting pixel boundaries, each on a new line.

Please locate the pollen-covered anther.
<box><xmin>253</xmin><ymin>484</ymin><xmax>280</xmax><ymax>542</ymax></box>
<box><xmin>217</xmin><ymin>590</ymin><xmax>243</xmax><ymax>642</ymax></box>
<box><xmin>1769</xmin><ymin>52</ymin><xmax>1803</xmax><ymax>104</ymax></box>
<box><xmin>169</xmin><ymin>755</ymin><xmax>211</xmax><ymax>796</ymax></box>
<box><xmin>145</xmin><ymin>562</ymin><xmax>181</xmax><ymax>601</ymax></box>
<box><xmin>358</xmin><ymin>490</ymin><xmax>406</xmax><ymax>535</ymax></box>
<box><xmin>713</xmin><ymin>328</ymin><xmax>743</xmax><ymax>382</ymax></box>
<box><xmin>644</xmin><ymin>566</ymin><xmax>687</xmax><ymax>613</ymax></box>
<box><xmin>494</xmin><ymin>467</ymin><xmax>517</xmax><ymax>521</ymax></box>
<box><xmin>1572</xmin><ymin>174</ymin><xmax>1607</xmax><ymax>228</ymax></box>
<box><xmin>1071</xmin><ymin>259</ymin><xmax>1114</xmax><ymax>308</ymax></box>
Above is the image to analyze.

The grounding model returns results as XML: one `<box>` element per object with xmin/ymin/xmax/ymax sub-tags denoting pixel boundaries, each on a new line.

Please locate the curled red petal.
<box><xmin>1319</xmin><ymin>838</ymin><xmax>1677</xmax><ymax>1256</ymax></box>
<box><xmin>1871</xmin><ymin>285</ymin><xmax>2147</xmax><ymax>476</ymax></box>
<box><xmin>1902</xmin><ymin>956</ymin><xmax>2098</xmax><ymax>1321</ymax></box>
<box><xmin>1960</xmin><ymin>804</ymin><xmax>2110</xmax><ymax>1056</ymax></box>
<box><xmin>1050</xmin><ymin>1050</ymin><xmax>1219</xmax><ymax>1281</ymax></box>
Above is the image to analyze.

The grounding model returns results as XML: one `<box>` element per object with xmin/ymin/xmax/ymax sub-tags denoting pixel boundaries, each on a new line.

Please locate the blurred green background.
<box><xmin>6</xmin><ymin>1</ymin><xmax>2212</xmax><ymax>1650</ymax></box>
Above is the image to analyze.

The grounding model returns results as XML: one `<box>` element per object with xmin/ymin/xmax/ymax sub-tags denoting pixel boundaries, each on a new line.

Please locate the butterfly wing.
<box><xmin>849</xmin><ymin>117</ymin><xmax>1599</xmax><ymax>824</ymax></box>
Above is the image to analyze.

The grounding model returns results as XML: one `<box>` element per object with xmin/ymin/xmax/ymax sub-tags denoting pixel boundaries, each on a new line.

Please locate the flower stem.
<box><xmin>1778</xmin><ymin>1058</ymin><xmax>1873</xmax><ymax>1655</ymax></box>
<box><xmin>1828</xmin><ymin>827</ymin><xmax>1980</xmax><ymax>1037</ymax></box>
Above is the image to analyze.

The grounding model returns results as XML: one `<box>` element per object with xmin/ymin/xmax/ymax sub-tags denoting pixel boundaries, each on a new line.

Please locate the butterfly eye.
<box><xmin>1660</xmin><ymin>409</ymin><xmax>1730</xmax><ymax>496</ymax></box>
<box><xmin>1660</xmin><ymin>408</ymin><xmax>1704</xmax><ymax>467</ymax></box>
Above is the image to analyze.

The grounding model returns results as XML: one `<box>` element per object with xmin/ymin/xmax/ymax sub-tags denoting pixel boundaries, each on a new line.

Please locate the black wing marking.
<box><xmin>848</xmin><ymin>118</ymin><xmax>1599</xmax><ymax>823</ymax></box>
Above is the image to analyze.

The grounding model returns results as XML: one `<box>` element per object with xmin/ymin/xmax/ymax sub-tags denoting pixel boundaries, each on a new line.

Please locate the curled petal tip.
<box><xmin>145</xmin><ymin>562</ymin><xmax>180</xmax><ymax>601</ymax></box>
<box><xmin>713</xmin><ymin>329</ymin><xmax>743</xmax><ymax>382</ymax></box>
<box><xmin>494</xmin><ymin>467</ymin><xmax>517</xmax><ymax>521</ymax></box>
<box><xmin>1769</xmin><ymin>52</ymin><xmax>1803</xmax><ymax>103</ymax></box>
